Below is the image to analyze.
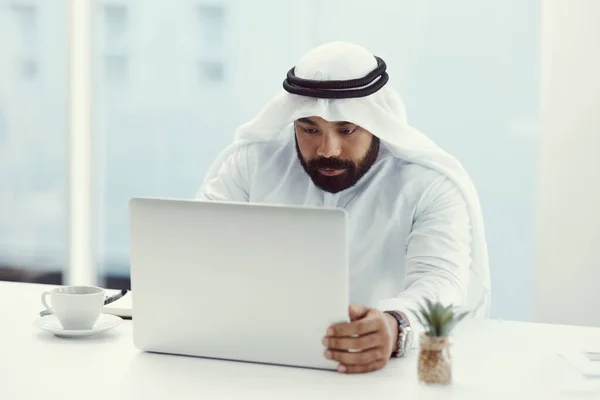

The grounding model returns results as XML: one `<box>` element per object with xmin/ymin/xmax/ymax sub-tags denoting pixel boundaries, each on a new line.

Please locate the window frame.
<box><xmin>67</xmin><ymin>0</ymin><xmax>95</xmax><ymax>286</ymax></box>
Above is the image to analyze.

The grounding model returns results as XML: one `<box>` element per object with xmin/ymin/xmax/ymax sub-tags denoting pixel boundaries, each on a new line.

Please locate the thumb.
<box><xmin>349</xmin><ymin>304</ymin><xmax>369</xmax><ymax>321</ymax></box>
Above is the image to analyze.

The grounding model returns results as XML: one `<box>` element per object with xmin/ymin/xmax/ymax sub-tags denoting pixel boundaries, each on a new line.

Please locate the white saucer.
<box><xmin>34</xmin><ymin>313</ymin><xmax>123</xmax><ymax>338</ymax></box>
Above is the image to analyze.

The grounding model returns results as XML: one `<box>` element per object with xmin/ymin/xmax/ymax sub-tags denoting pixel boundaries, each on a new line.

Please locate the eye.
<box><xmin>302</xmin><ymin>127</ymin><xmax>319</xmax><ymax>134</ymax></box>
<box><xmin>339</xmin><ymin>127</ymin><xmax>356</xmax><ymax>135</ymax></box>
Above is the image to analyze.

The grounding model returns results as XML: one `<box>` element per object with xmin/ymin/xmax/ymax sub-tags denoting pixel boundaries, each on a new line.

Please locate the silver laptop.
<box><xmin>129</xmin><ymin>197</ymin><xmax>349</xmax><ymax>370</ymax></box>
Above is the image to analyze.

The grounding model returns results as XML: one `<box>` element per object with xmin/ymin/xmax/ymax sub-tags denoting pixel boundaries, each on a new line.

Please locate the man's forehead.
<box><xmin>296</xmin><ymin>116</ymin><xmax>355</xmax><ymax>126</ymax></box>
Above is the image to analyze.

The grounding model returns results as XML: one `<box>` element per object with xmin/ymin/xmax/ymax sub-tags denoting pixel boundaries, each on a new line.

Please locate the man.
<box><xmin>197</xmin><ymin>42</ymin><xmax>491</xmax><ymax>374</ymax></box>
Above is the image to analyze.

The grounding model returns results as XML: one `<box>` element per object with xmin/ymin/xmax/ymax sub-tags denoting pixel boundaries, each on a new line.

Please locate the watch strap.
<box><xmin>384</xmin><ymin>310</ymin><xmax>409</xmax><ymax>357</ymax></box>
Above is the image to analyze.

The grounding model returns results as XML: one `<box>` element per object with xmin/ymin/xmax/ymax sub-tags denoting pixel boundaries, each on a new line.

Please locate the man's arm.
<box><xmin>196</xmin><ymin>147</ymin><xmax>251</xmax><ymax>202</ymax></box>
<box><xmin>377</xmin><ymin>175</ymin><xmax>472</xmax><ymax>333</ymax></box>
<box><xmin>323</xmin><ymin>176</ymin><xmax>471</xmax><ymax>373</ymax></box>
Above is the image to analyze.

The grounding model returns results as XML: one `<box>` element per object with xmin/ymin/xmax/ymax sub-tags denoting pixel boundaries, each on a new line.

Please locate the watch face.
<box><xmin>404</xmin><ymin>328</ymin><xmax>414</xmax><ymax>351</ymax></box>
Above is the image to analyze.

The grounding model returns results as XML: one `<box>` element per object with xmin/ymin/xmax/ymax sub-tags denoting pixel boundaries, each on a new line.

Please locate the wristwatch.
<box><xmin>384</xmin><ymin>310</ymin><xmax>413</xmax><ymax>358</ymax></box>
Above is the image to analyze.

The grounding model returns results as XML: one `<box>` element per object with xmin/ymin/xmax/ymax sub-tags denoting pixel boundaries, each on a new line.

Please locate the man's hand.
<box><xmin>322</xmin><ymin>304</ymin><xmax>399</xmax><ymax>374</ymax></box>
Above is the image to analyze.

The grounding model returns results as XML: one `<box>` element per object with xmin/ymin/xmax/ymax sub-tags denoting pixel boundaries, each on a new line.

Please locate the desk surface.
<box><xmin>1</xmin><ymin>281</ymin><xmax>599</xmax><ymax>399</ymax></box>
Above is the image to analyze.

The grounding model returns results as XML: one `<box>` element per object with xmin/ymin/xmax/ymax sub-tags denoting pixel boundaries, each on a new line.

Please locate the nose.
<box><xmin>316</xmin><ymin>134</ymin><xmax>341</xmax><ymax>158</ymax></box>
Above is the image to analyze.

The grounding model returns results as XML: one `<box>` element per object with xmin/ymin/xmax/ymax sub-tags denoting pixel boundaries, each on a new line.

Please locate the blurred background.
<box><xmin>0</xmin><ymin>0</ymin><xmax>597</xmax><ymax>326</ymax></box>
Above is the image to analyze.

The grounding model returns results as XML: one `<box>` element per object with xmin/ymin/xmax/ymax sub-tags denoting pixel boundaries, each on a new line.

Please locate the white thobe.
<box><xmin>197</xmin><ymin>134</ymin><xmax>471</xmax><ymax>326</ymax></box>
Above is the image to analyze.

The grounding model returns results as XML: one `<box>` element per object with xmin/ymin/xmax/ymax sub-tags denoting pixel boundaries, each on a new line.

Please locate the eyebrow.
<box><xmin>297</xmin><ymin>117</ymin><xmax>317</xmax><ymax>126</ymax></box>
<box><xmin>297</xmin><ymin>118</ymin><xmax>355</xmax><ymax>127</ymax></box>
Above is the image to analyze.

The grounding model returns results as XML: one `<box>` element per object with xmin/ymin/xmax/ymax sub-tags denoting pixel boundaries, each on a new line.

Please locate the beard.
<box><xmin>295</xmin><ymin>135</ymin><xmax>380</xmax><ymax>194</ymax></box>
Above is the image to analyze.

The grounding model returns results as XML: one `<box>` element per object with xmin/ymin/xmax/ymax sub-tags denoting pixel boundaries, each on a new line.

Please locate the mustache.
<box><xmin>307</xmin><ymin>157</ymin><xmax>355</xmax><ymax>170</ymax></box>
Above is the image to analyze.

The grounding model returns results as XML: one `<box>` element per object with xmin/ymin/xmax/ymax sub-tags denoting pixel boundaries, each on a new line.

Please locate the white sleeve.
<box><xmin>196</xmin><ymin>147</ymin><xmax>251</xmax><ymax>202</ymax></box>
<box><xmin>376</xmin><ymin>176</ymin><xmax>472</xmax><ymax>333</ymax></box>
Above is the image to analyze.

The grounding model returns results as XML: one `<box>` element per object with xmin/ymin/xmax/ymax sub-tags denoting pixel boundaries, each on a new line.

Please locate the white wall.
<box><xmin>535</xmin><ymin>0</ymin><xmax>600</xmax><ymax>327</ymax></box>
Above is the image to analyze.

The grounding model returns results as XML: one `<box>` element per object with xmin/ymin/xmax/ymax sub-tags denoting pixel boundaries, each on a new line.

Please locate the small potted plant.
<box><xmin>413</xmin><ymin>299</ymin><xmax>469</xmax><ymax>385</ymax></box>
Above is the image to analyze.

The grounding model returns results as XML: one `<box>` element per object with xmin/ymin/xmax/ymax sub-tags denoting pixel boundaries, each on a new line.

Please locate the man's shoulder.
<box><xmin>224</xmin><ymin>138</ymin><xmax>293</xmax><ymax>165</ymax></box>
<box><xmin>390</xmin><ymin>159</ymin><xmax>467</xmax><ymax>218</ymax></box>
<box><xmin>389</xmin><ymin>158</ymin><xmax>456</xmax><ymax>194</ymax></box>
<box><xmin>377</xmin><ymin>156</ymin><xmax>465</xmax><ymax>214</ymax></box>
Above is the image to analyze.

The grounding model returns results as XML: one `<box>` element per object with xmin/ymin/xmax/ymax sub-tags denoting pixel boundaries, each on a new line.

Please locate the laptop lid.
<box><xmin>129</xmin><ymin>197</ymin><xmax>349</xmax><ymax>370</ymax></box>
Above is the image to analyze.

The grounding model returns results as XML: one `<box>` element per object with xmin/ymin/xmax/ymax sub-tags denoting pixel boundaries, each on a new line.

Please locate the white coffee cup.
<box><xmin>41</xmin><ymin>286</ymin><xmax>105</xmax><ymax>330</ymax></box>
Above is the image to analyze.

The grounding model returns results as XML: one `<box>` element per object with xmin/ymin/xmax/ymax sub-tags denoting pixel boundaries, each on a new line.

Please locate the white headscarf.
<box><xmin>201</xmin><ymin>41</ymin><xmax>491</xmax><ymax>317</ymax></box>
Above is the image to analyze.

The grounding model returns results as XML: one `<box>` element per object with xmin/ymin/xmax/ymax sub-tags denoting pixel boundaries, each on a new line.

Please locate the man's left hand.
<box><xmin>322</xmin><ymin>304</ymin><xmax>398</xmax><ymax>374</ymax></box>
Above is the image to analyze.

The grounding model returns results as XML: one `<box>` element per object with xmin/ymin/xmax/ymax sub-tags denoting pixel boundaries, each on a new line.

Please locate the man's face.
<box><xmin>294</xmin><ymin>116</ymin><xmax>380</xmax><ymax>194</ymax></box>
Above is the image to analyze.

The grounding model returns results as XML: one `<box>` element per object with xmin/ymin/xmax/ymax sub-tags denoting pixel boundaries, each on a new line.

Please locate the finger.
<box><xmin>323</xmin><ymin>332</ymin><xmax>383</xmax><ymax>351</ymax></box>
<box><xmin>324</xmin><ymin>347</ymin><xmax>386</xmax><ymax>366</ymax></box>
<box><xmin>338</xmin><ymin>359</ymin><xmax>387</xmax><ymax>374</ymax></box>
<box><xmin>348</xmin><ymin>304</ymin><xmax>369</xmax><ymax>321</ymax></box>
<box><xmin>328</xmin><ymin>317</ymin><xmax>381</xmax><ymax>337</ymax></box>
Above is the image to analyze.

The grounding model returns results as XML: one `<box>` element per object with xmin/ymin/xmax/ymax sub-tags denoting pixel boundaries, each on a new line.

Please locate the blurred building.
<box><xmin>0</xmin><ymin>0</ymin><xmax>540</xmax><ymax>320</ymax></box>
<box><xmin>0</xmin><ymin>0</ymin><xmax>68</xmax><ymax>272</ymax></box>
<box><xmin>93</xmin><ymin>0</ymin><xmax>318</xmax><ymax>276</ymax></box>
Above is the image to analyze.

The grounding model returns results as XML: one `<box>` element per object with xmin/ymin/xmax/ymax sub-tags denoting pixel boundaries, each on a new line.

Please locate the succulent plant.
<box><xmin>413</xmin><ymin>298</ymin><xmax>470</xmax><ymax>337</ymax></box>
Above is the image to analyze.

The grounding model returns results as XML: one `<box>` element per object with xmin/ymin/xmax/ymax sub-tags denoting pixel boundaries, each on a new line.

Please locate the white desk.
<box><xmin>1</xmin><ymin>281</ymin><xmax>599</xmax><ymax>399</ymax></box>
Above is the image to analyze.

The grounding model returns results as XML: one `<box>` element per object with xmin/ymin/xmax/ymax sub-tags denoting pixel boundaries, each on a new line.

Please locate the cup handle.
<box><xmin>41</xmin><ymin>291</ymin><xmax>54</xmax><ymax>313</ymax></box>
